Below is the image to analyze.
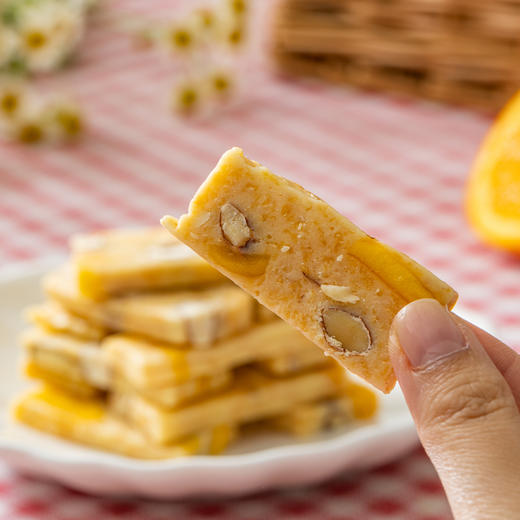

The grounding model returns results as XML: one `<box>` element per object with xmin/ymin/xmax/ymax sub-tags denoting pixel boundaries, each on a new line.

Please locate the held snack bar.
<box><xmin>162</xmin><ymin>147</ymin><xmax>458</xmax><ymax>393</ymax></box>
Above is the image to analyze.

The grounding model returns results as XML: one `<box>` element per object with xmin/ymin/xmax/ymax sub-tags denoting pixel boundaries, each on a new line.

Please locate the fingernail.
<box><xmin>394</xmin><ymin>299</ymin><xmax>468</xmax><ymax>369</ymax></box>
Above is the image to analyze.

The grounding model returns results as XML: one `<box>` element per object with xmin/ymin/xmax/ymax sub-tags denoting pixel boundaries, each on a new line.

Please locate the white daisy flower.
<box><xmin>44</xmin><ymin>97</ymin><xmax>84</xmax><ymax>142</ymax></box>
<box><xmin>226</xmin><ymin>0</ymin><xmax>248</xmax><ymax>17</ymax></box>
<box><xmin>8</xmin><ymin>108</ymin><xmax>47</xmax><ymax>144</ymax></box>
<box><xmin>206</xmin><ymin>69</ymin><xmax>235</xmax><ymax>101</ymax></box>
<box><xmin>193</xmin><ymin>8</ymin><xmax>216</xmax><ymax>37</ymax></box>
<box><xmin>215</xmin><ymin>7</ymin><xmax>249</xmax><ymax>50</ymax></box>
<box><xmin>17</xmin><ymin>2</ymin><xmax>84</xmax><ymax>73</ymax></box>
<box><xmin>162</xmin><ymin>20</ymin><xmax>199</xmax><ymax>56</ymax></box>
<box><xmin>171</xmin><ymin>81</ymin><xmax>201</xmax><ymax>116</ymax></box>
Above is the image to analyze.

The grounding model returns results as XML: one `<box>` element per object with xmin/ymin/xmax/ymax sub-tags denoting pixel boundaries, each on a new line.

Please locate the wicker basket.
<box><xmin>272</xmin><ymin>0</ymin><xmax>520</xmax><ymax>111</ymax></box>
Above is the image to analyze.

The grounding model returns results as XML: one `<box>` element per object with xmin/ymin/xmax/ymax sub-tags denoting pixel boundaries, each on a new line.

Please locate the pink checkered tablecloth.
<box><xmin>1</xmin><ymin>1</ymin><xmax>519</xmax><ymax>518</ymax></box>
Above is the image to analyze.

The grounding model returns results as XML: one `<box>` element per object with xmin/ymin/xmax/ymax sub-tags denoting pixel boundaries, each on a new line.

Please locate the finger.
<box><xmin>389</xmin><ymin>299</ymin><xmax>520</xmax><ymax>519</ymax></box>
<box><xmin>453</xmin><ymin>314</ymin><xmax>520</xmax><ymax>407</ymax></box>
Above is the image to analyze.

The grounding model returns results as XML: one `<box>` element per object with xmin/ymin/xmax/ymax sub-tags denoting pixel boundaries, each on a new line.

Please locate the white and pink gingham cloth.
<box><xmin>0</xmin><ymin>1</ymin><xmax>518</xmax><ymax>518</ymax></box>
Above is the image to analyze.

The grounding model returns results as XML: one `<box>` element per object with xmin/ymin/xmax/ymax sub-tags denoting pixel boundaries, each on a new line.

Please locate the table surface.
<box><xmin>1</xmin><ymin>1</ymin><xmax>519</xmax><ymax>518</ymax></box>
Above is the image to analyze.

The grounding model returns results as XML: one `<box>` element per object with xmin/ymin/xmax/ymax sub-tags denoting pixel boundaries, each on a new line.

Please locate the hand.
<box><xmin>389</xmin><ymin>299</ymin><xmax>520</xmax><ymax>520</ymax></box>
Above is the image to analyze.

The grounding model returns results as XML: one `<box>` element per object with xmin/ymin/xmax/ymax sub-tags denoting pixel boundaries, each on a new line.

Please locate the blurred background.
<box><xmin>0</xmin><ymin>0</ymin><xmax>519</xmax><ymax>518</ymax></box>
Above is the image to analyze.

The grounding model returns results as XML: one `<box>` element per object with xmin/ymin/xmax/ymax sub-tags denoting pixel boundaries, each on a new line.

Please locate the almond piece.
<box><xmin>321</xmin><ymin>308</ymin><xmax>372</xmax><ymax>354</ymax></box>
<box><xmin>320</xmin><ymin>284</ymin><xmax>360</xmax><ymax>303</ymax></box>
<box><xmin>219</xmin><ymin>203</ymin><xmax>251</xmax><ymax>247</ymax></box>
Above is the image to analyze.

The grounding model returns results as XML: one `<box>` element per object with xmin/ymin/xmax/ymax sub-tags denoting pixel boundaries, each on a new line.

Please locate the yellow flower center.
<box><xmin>213</xmin><ymin>75</ymin><xmax>230</xmax><ymax>93</ymax></box>
<box><xmin>180</xmin><ymin>88</ymin><xmax>197</xmax><ymax>108</ymax></box>
<box><xmin>18</xmin><ymin>123</ymin><xmax>43</xmax><ymax>144</ymax></box>
<box><xmin>231</xmin><ymin>0</ymin><xmax>246</xmax><ymax>14</ymax></box>
<box><xmin>25</xmin><ymin>31</ymin><xmax>48</xmax><ymax>50</ymax></box>
<box><xmin>171</xmin><ymin>29</ymin><xmax>192</xmax><ymax>49</ymax></box>
<box><xmin>197</xmin><ymin>9</ymin><xmax>214</xmax><ymax>29</ymax></box>
<box><xmin>57</xmin><ymin>111</ymin><xmax>82</xmax><ymax>137</ymax></box>
<box><xmin>228</xmin><ymin>29</ymin><xmax>243</xmax><ymax>45</ymax></box>
<box><xmin>1</xmin><ymin>93</ymin><xmax>19</xmax><ymax>115</ymax></box>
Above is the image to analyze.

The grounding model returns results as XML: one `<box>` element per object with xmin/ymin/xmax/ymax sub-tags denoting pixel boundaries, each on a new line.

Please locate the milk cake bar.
<box><xmin>71</xmin><ymin>227</ymin><xmax>225</xmax><ymax>299</ymax></box>
<box><xmin>22</xmin><ymin>328</ymin><xmax>234</xmax><ymax>409</ymax></box>
<box><xmin>110</xmin><ymin>365</ymin><xmax>343</xmax><ymax>444</ymax></box>
<box><xmin>270</xmin><ymin>396</ymin><xmax>355</xmax><ymax>437</ymax></box>
<box><xmin>14</xmin><ymin>386</ymin><xmax>236</xmax><ymax>459</ymax></box>
<box><xmin>26</xmin><ymin>301</ymin><xmax>107</xmax><ymax>341</ymax></box>
<box><xmin>256</xmin><ymin>345</ymin><xmax>328</xmax><ymax>375</ymax></box>
<box><xmin>21</xmin><ymin>329</ymin><xmax>110</xmax><ymax>390</ymax></box>
<box><xmin>270</xmin><ymin>382</ymin><xmax>378</xmax><ymax>437</ymax></box>
<box><xmin>23</xmin><ymin>320</ymin><xmax>322</xmax><ymax>392</ymax></box>
<box><xmin>162</xmin><ymin>147</ymin><xmax>458</xmax><ymax>392</ymax></box>
<box><xmin>24</xmin><ymin>361</ymin><xmax>100</xmax><ymax>399</ymax></box>
<box><xmin>118</xmin><ymin>371</ymin><xmax>233</xmax><ymax>410</ymax></box>
<box><xmin>39</xmin><ymin>271</ymin><xmax>272</xmax><ymax>346</ymax></box>
<box><xmin>23</xmin><ymin>325</ymin><xmax>326</xmax><ymax>408</ymax></box>
<box><xmin>44</xmin><ymin>265</ymin><xmax>254</xmax><ymax>347</ymax></box>
<box><xmin>104</xmin><ymin>320</ymin><xmax>323</xmax><ymax>388</ymax></box>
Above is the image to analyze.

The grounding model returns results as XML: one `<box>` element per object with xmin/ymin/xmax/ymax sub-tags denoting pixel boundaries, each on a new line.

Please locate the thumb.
<box><xmin>389</xmin><ymin>299</ymin><xmax>520</xmax><ymax>519</ymax></box>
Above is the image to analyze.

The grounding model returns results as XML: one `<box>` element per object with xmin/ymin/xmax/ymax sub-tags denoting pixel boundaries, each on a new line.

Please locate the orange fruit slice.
<box><xmin>466</xmin><ymin>91</ymin><xmax>520</xmax><ymax>253</ymax></box>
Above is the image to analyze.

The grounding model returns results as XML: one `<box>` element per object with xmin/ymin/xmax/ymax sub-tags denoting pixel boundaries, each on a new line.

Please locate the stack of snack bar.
<box><xmin>13</xmin><ymin>227</ymin><xmax>377</xmax><ymax>459</ymax></box>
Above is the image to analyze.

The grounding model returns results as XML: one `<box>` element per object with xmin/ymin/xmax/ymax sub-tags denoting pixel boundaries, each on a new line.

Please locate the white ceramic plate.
<box><xmin>0</xmin><ymin>259</ymin><xmax>492</xmax><ymax>499</ymax></box>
